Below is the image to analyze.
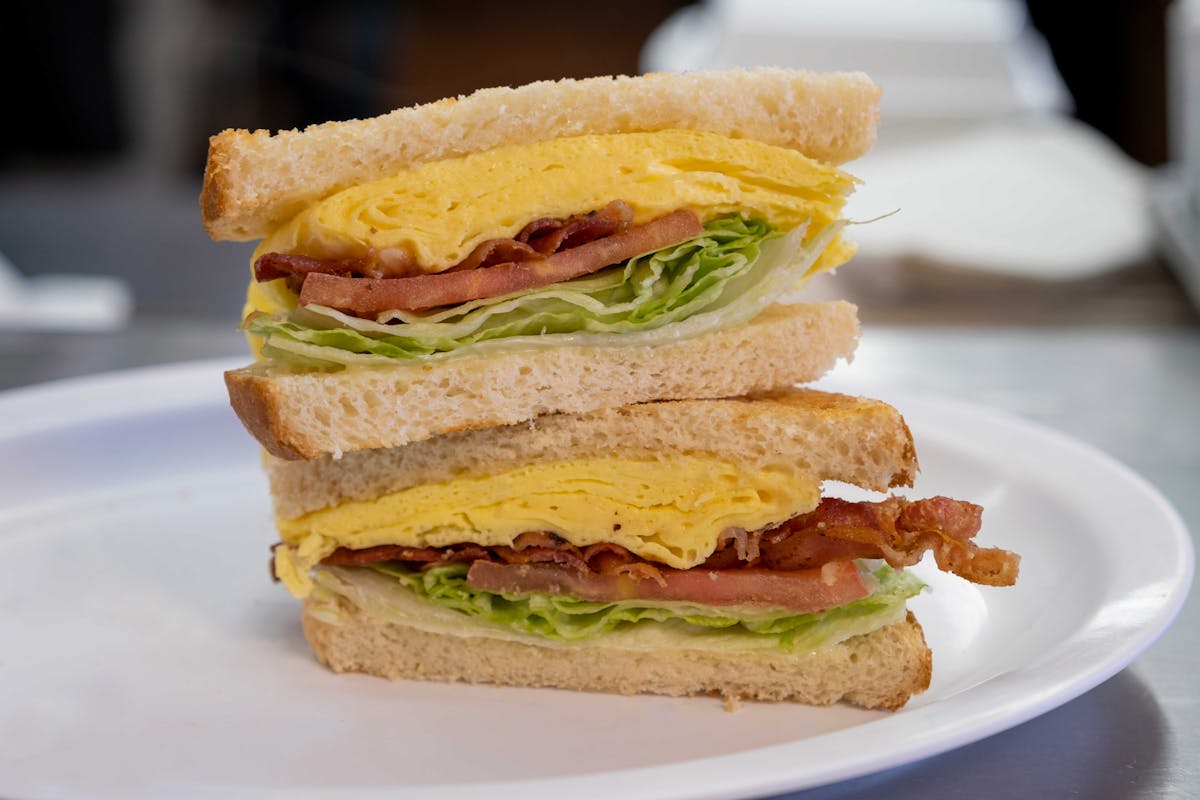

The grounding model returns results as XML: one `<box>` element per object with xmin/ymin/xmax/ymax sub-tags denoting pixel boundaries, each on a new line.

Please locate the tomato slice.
<box><xmin>298</xmin><ymin>209</ymin><xmax>702</xmax><ymax>313</ymax></box>
<box><xmin>466</xmin><ymin>560</ymin><xmax>869</xmax><ymax>613</ymax></box>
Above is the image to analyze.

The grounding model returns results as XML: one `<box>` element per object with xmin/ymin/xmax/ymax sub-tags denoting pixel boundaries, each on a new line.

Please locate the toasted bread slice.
<box><xmin>266</xmin><ymin>386</ymin><xmax>916</xmax><ymax>519</ymax></box>
<box><xmin>226</xmin><ymin>301</ymin><xmax>860</xmax><ymax>461</ymax></box>
<box><xmin>302</xmin><ymin>598</ymin><xmax>931</xmax><ymax>711</ymax></box>
<box><xmin>202</xmin><ymin>69</ymin><xmax>880</xmax><ymax>241</ymax></box>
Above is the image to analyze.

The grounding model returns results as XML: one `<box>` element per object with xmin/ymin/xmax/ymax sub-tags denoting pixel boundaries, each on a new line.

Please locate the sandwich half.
<box><xmin>205</xmin><ymin>68</ymin><xmax>1020</xmax><ymax>709</ymax></box>
<box><xmin>269</xmin><ymin>389</ymin><xmax>1020</xmax><ymax>709</ymax></box>
<box><xmin>204</xmin><ymin>69</ymin><xmax>879</xmax><ymax>459</ymax></box>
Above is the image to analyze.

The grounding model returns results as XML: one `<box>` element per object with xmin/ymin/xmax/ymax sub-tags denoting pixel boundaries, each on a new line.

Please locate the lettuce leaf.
<box><xmin>248</xmin><ymin>215</ymin><xmax>842</xmax><ymax>368</ymax></box>
<box><xmin>320</xmin><ymin>562</ymin><xmax>924</xmax><ymax>654</ymax></box>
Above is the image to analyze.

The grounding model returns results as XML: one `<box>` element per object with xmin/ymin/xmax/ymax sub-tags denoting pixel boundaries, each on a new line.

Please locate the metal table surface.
<box><xmin>0</xmin><ymin>319</ymin><xmax>1196</xmax><ymax>800</ymax></box>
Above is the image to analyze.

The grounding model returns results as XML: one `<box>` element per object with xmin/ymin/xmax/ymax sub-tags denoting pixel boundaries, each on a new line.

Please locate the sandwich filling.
<box><xmin>272</xmin><ymin>455</ymin><xmax>823</xmax><ymax>596</ymax></box>
<box><xmin>243</xmin><ymin>130</ymin><xmax>858</xmax><ymax>368</ymax></box>
<box><xmin>275</xmin><ymin>457</ymin><xmax>1020</xmax><ymax>653</ymax></box>
<box><xmin>308</xmin><ymin>562</ymin><xmax>923</xmax><ymax>654</ymax></box>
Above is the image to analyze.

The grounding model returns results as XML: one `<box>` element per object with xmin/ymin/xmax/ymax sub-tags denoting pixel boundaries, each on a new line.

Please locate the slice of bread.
<box><xmin>202</xmin><ymin>69</ymin><xmax>880</xmax><ymax>241</ymax></box>
<box><xmin>267</xmin><ymin>387</ymin><xmax>916</xmax><ymax>520</ymax></box>
<box><xmin>226</xmin><ymin>301</ymin><xmax>860</xmax><ymax>460</ymax></box>
<box><xmin>301</xmin><ymin>599</ymin><xmax>931</xmax><ymax>710</ymax></box>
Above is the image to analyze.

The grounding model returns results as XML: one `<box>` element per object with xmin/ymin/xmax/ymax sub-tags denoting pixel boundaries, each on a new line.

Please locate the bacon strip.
<box><xmin>322</xmin><ymin>545</ymin><xmax>440</xmax><ymax>566</ymax></box>
<box><xmin>771</xmin><ymin>497</ymin><xmax>1019</xmax><ymax>586</ymax></box>
<box><xmin>255</xmin><ymin>253</ymin><xmax>373</xmax><ymax>294</ymax></box>
<box><xmin>516</xmin><ymin>200</ymin><xmax>635</xmax><ymax>254</ymax></box>
<box><xmin>465</xmin><ymin>560</ymin><xmax>870</xmax><ymax>613</ymax></box>
<box><xmin>449</xmin><ymin>239</ymin><xmax>543</xmax><ymax>273</ymax></box>
<box><xmin>254</xmin><ymin>202</ymin><xmax>638</xmax><ymax>290</ymax></box>
<box><xmin>256</xmin><ymin>253</ymin><xmax>365</xmax><ymax>284</ymax></box>
<box><xmin>318</xmin><ymin>496</ymin><xmax>1020</xmax><ymax>587</ymax></box>
<box><xmin>322</xmin><ymin>543</ymin><xmax>489</xmax><ymax>566</ymax></box>
<box><xmin>298</xmin><ymin>208</ymin><xmax>702</xmax><ymax>313</ymax></box>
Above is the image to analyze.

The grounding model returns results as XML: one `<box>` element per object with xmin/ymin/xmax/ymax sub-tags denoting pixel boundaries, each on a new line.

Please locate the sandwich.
<box><xmin>202</xmin><ymin>68</ymin><xmax>1020</xmax><ymax>709</ymax></box>
<box><xmin>269</xmin><ymin>389</ymin><xmax>1018</xmax><ymax>709</ymax></box>
<box><xmin>203</xmin><ymin>69</ymin><xmax>877</xmax><ymax>458</ymax></box>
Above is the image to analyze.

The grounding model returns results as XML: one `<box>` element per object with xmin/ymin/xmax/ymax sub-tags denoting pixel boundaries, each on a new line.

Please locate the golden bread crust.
<box><xmin>301</xmin><ymin>601</ymin><xmax>930</xmax><ymax>710</ymax></box>
<box><xmin>201</xmin><ymin>69</ymin><xmax>880</xmax><ymax>241</ymax></box>
<box><xmin>225</xmin><ymin>301</ymin><xmax>861</xmax><ymax>461</ymax></box>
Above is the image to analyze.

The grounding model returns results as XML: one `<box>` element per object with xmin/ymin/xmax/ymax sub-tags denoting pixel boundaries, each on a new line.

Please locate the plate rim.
<box><xmin>0</xmin><ymin>360</ymin><xmax>1192</xmax><ymax>800</ymax></box>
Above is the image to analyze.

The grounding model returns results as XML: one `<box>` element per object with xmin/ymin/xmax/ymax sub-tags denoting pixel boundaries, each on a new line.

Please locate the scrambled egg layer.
<box><xmin>273</xmin><ymin>456</ymin><xmax>820</xmax><ymax>598</ymax></box>
<box><xmin>246</xmin><ymin>129</ymin><xmax>856</xmax><ymax>320</ymax></box>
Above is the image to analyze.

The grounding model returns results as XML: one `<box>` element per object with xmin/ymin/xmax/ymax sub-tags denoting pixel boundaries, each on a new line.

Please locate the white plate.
<box><xmin>0</xmin><ymin>360</ymin><xmax>1191</xmax><ymax>800</ymax></box>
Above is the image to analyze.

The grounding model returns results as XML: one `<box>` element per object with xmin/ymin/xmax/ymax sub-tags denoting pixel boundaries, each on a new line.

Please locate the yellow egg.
<box><xmin>256</xmin><ymin>129</ymin><xmax>853</xmax><ymax>270</ymax></box>
<box><xmin>272</xmin><ymin>456</ymin><xmax>820</xmax><ymax>598</ymax></box>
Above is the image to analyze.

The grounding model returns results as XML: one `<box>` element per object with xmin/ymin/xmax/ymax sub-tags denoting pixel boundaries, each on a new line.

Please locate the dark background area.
<box><xmin>0</xmin><ymin>0</ymin><xmax>1191</xmax><ymax>324</ymax></box>
<box><xmin>0</xmin><ymin>0</ymin><xmax>1174</xmax><ymax>173</ymax></box>
<box><xmin>1</xmin><ymin>0</ymin><xmax>693</xmax><ymax>175</ymax></box>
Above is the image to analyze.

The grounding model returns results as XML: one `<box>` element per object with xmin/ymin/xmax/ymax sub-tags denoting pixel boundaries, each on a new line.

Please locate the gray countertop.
<box><xmin>0</xmin><ymin>319</ymin><xmax>1196</xmax><ymax>799</ymax></box>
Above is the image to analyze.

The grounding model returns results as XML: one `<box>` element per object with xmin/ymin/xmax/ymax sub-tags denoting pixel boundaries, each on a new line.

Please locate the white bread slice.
<box><xmin>301</xmin><ymin>599</ymin><xmax>931</xmax><ymax>711</ymax></box>
<box><xmin>202</xmin><ymin>69</ymin><xmax>880</xmax><ymax>241</ymax></box>
<box><xmin>226</xmin><ymin>301</ymin><xmax>860</xmax><ymax>461</ymax></box>
<box><xmin>267</xmin><ymin>387</ymin><xmax>916</xmax><ymax>520</ymax></box>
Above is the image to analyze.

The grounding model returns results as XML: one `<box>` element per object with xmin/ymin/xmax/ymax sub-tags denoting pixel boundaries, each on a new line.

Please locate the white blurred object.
<box><xmin>641</xmin><ymin>0</ymin><xmax>1071</xmax><ymax>126</ymax></box>
<box><xmin>0</xmin><ymin>251</ymin><xmax>133</xmax><ymax>331</ymax></box>
<box><xmin>1152</xmin><ymin>0</ymin><xmax>1200</xmax><ymax>307</ymax></box>
<box><xmin>1169</xmin><ymin>0</ymin><xmax>1200</xmax><ymax>197</ymax></box>
<box><xmin>641</xmin><ymin>0</ymin><xmax>1157</xmax><ymax>277</ymax></box>
<box><xmin>848</xmin><ymin>119</ymin><xmax>1153</xmax><ymax>279</ymax></box>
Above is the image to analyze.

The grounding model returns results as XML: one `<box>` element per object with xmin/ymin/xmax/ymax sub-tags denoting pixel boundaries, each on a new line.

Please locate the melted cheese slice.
<box><xmin>273</xmin><ymin>456</ymin><xmax>821</xmax><ymax>598</ymax></box>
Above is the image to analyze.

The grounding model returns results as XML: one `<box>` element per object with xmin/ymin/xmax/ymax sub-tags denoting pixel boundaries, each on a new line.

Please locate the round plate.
<box><xmin>0</xmin><ymin>360</ymin><xmax>1191</xmax><ymax>799</ymax></box>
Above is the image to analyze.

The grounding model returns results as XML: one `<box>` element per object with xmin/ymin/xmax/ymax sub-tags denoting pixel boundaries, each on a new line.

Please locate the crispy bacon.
<box><xmin>450</xmin><ymin>239</ymin><xmax>543</xmax><ymax>272</ymax></box>
<box><xmin>577</xmin><ymin>543</ymin><xmax>649</xmax><ymax>579</ymax></box>
<box><xmin>321</xmin><ymin>542</ymin><xmax>488</xmax><ymax>566</ymax></box>
<box><xmin>253</xmin><ymin>200</ymin><xmax>641</xmax><ymax>301</ymax></box>
<box><xmin>492</xmin><ymin>533</ymin><xmax>585</xmax><ymax>571</ymax></box>
<box><xmin>298</xmin><ymin>208</ymin><xmax>701</xmax><ymax>313</ymax></box>
<box><xmin>515</xmin><ymin>200</ymin><xmax>635</xmax><ymax>254</ymax></box>
<box><xmin>510</xmin><ymin>531</ymin><xmax>565</xmax><ymax>550</ymax></box>
<box><xmin>255</xmin><ymin>253</ymin><xmax>366</xmax><ymax>294</ymax></box>
<box><xmin>318</xmin><ymin>495</ymin><xmax>1020</xmax><ymax>587</ymax></box>
<box><xmin>455</xmin><ymin>202</ymin><xmax>635</xmax><ymax>271</ymax></box>
<box><xmin>256</xmin><ymin>248</ymin><xmax>425</xmax><ymax>293</ymax></box>
<box><xmin>581</xmin><ymin>542</ymin><xmax>638</xmax><ymax>571</ymax></box>
<box><xmin>771</xmin><ymin>497</ymin><xmax>1019</xmax><ymax>586</ymax></box>
<box><xmin>321</xmin><ymin>544</ymin><xmax>440</xmax><ymax>566</ymax></box>
<box><xmin>755</xmin><ymin>530</ymin><xmax>881</xmax><ymax>571</ymax></box>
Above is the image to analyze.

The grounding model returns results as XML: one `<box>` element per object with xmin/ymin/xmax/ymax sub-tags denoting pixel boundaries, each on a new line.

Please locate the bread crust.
<box><xmin>301</xmin><ymin>601</ymin><xmax>931</xmax><ymax>710</ymax></box>
<box><xmin>266</xmin><ymin>387</ymin><xmax>916</xmax><ymax>519</ymax></box>
<box><xmin>201</xmin><ymin>69</ymin><xmax>880</xmax><ymax>241</ymax></box>
<box><xmin>225</xmin><ymin>301</ymin><xmax>860</xmax><ymax>461</ymax></box>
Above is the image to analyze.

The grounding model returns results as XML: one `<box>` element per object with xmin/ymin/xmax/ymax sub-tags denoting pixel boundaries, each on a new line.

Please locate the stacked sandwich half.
<box><xmin>203</xmin><ymin>69</ymin><xmax>1019</xmax><ymax>709</ymax></box>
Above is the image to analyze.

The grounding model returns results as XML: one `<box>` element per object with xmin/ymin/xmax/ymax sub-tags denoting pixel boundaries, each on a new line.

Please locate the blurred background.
<box><xmin>3</xmin><ymin>10</ymin><xmax>1197</xmax><ymax>796</ymax></box>
<box><xmin>1</xmin><ymin>0</ymin><xmax>1199</xmax><ymax>383</ymax></box>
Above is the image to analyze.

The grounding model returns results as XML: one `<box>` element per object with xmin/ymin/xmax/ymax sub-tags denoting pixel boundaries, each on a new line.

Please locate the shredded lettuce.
<box><xmin>314</xmin><ymin>562</ymin><xmax>924</xmax><ymax>654</ymax></box>
<box><xmin>247</xmin><ymin>215</ymin><xmax>842</xmax><ymax>368</ymax></box>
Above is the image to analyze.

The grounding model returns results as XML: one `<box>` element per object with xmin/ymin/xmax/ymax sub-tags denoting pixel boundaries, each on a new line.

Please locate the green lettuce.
<box><xmin>248</xmin><ymin>215</ymin><xmax>842</xmax><ymax>368</ymax></box>
<box><xmin>333</xmin><ymin>562</ymin><xmax>925</xmax><ymax>654</ymax></box>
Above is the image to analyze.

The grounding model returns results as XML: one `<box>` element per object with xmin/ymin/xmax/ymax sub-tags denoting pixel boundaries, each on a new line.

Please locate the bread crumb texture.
<box><xmin>202</xmin><ymin>69</ymin><xmax>879</xmax><ymax>240</ymax></box>
<box><xmin>227</xmin><ymin>301</ymin><xmax>862</xmax><ymax>460</ymax></box>
<box><xmin>302</xmin><ymin>602</ymin><xmax>931</xmax><ymax>711</ymax></box>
